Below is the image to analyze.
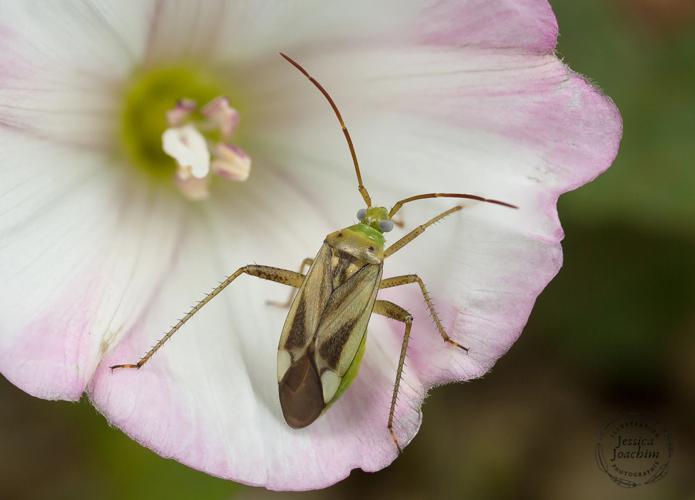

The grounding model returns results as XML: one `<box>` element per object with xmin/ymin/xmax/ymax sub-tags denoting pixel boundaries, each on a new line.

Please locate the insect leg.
<box><xmin>380</xmin><ymin>275</ymin><xmax>468</xmax><ymax>352</ymax></box>
<box><xmin>110</xmin><ymin>265</ymin><xmax>305</xmax><ymax>371</ymax></box>
<box><xmin>384</xmin><ymin>206</ymin><xmax>463</xmax><ymax>258</ymax></box>
<box><xmin>266</xmin><ymin>257</ymin><xmax>313</xmax><ymax>308</ymax></box>
<box><xmin>373</xmin><ymin>299</ymin><xmax>413</xmax><ymax>454</ymax></box>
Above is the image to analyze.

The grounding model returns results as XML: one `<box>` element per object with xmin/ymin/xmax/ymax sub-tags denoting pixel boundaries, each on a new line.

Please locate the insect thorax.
<box><xmin>325</xmin><ymin>224</ymin><xmax>384</xmax><ymax>264</ymax></box>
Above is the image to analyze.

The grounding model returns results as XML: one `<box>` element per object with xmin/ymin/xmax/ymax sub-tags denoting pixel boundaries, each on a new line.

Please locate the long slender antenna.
<box><xmin>280</xmin><ymin>52</ymin><xmax>372</xmax><ymax>207</ymax></box>
<box><xmin>389</xmin><ymin>192</ymin><xmax>517</xmax><ymax>218</ymax></box>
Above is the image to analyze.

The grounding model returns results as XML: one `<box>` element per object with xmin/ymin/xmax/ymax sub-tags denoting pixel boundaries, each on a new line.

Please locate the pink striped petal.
<box><xmin>0</xmin><ymin>131</ymin><xmax>184</xmax><ymax>401</ymax></box>
<box><xmin>1</xmin><ymin>0</ymin><xmax>621</xmax><ymax>491</ymax></box>
<box><xmin>420</xmin><ymin>0</ymin><xmax>558</xmax><ymax>53</ymax></box>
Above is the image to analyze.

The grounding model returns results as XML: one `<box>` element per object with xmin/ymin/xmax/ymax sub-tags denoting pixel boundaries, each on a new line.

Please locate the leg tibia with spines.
<box><xmin>380</xmin><ymin>274</ymin><xmax>468</xmax><ymax>352</ymax></box>
<box><xmin>110</xmin><ymin>265</ymin><xmax>304</xmax><ymax>371</ymax></box>
<box><xmin>383</xmin><ymin>206</ymin><xmax>463</xmax><ymax>258</ymax></box>
<box><xmin>373</xmin><ymin>299</ymin><xmax>413</xmax><ymax>454</ymax></box>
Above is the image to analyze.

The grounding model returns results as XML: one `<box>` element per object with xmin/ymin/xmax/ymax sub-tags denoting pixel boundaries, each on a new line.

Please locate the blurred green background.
<box><xmin>2</xmin><ymin>1</ymin><xmax>694</xmax><ymax>498</ymax></box>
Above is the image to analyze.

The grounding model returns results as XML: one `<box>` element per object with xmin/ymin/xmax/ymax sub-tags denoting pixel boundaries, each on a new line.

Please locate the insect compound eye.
<box><xmin>356</xmin><ymin>208</ymin><xmax>367</xmax><ymax>221</ymax></box>
<box><xmin>379</xmin><ymin>219</ymin><xmax>394</xmax><ymax>232</ymax></box>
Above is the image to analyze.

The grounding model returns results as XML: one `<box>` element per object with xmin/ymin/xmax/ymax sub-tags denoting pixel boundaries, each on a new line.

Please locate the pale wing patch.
<box><xmin>277</xmin><ymin>349</ymin><xmax>292</xmax><ymax>383</ymax></box>
<box><xmin>321</xmin><ymin>370</ymin><xmax>341</xmax><ymax>403</ymax></box>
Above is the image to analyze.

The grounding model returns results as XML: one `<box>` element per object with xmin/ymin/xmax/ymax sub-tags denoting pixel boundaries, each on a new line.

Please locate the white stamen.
<box><xmin>211</xmin><ymin>144</ymin><xmax>251</xmax><ymax>181</ymax></box>
<box><xmin>162</xmin><ymin>124</ymin><xmax>211</xmax><ymax>179</ymax></box>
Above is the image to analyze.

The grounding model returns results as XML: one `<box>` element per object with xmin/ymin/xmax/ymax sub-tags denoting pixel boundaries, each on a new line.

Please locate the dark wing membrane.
<box><xmin>313</xmin><ymin>263</ymin><xmax>382</xmax><ymax>379</ymax></box>
<box><xmin>278</xmin><ymin>352</ymin><xmax>324</xmax><ymax>428</ymax></box>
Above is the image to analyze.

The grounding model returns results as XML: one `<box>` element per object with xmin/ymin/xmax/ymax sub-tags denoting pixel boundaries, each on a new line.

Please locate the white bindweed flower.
<box><xmin>0</xmin><ymin>0</ymin><xmax>621</xmax><ymax>491</ymax></box>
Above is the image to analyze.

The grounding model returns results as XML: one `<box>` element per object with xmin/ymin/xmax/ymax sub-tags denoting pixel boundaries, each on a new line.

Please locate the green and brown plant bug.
<box><xmin>111</xmin><ymin>53</ymin><xmax>518</xmax><ymax>451</ymax></box>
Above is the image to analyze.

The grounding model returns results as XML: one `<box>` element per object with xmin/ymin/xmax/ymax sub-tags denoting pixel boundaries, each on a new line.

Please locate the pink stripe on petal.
<box><xmin>420</xmin><ymin>0</ymin><xmax>559</xmax><ymax>54</ymax></box>
<box><xmin>546</xmin><ymin>73</ymin><xmax>623</xmax><ymax>190</ymax></box>
<box><xmin>89</xmin><ymin>332</ymin><xmax>206</xmax><ymax>460</ymax></box>
<box><xmin>0</xmin><ymin>276</ymin><xmax>101</xmax><ymax>401</ymax></box>
<box><xmin>413</xmin><ymin>246</ymin><xmax>561</xmax><ymax>386</ymax></box>
<box><xmin>515</xmin><ymin>70</ymin><xmax>622</xmax><ymax>187</ymax></box>
<box><xmin>467</xmin><ymin>69</ymin><xmax>622</xmax><ymax>192</ymax></box>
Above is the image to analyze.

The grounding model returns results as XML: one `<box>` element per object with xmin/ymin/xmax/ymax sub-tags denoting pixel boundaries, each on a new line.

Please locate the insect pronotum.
<box><xmin>111</xmin><ymin>53</ymin><xmax>518</xmax><ymax>452</ymax></box>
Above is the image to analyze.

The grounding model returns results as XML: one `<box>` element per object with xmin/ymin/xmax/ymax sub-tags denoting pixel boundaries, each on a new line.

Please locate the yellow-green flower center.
<box><xmin>119</xmin><ymin>66</ymin><xmax>226</xmax><ymax>178</ymax></box>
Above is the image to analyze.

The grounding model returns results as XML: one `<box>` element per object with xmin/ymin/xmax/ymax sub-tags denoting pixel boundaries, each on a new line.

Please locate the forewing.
<box><xmin>314</xmin><ymin>263</ymin><xmax>382</xmax><ymax>402</ymax></box>
<box><xmin>277</xmin><ymin>244</ymin><xmax>332</xmax><ymax>382</ymax></box>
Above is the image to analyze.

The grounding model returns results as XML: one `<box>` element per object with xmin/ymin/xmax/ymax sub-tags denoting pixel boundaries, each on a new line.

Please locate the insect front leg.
<box><xmin>383</xmin><ymin>206</ymin><xmax>463</xmax><ymax>258</ymax></box>
<box><xmin>266</xmin><ymin>257</ymin><xmax>314</xmax><ymax>308</ymax></box>
<box><xmin>372</xmin><ymin>299</ymin><xmax>413</xmax><ymax>454</ymax></box>
<box><xmin>380</xmin><ymin>274</ymin><xmax>468</xmax><ymax>352</ymax></box>
<box><xmin>111</xmin><ymin>265</ymin><xmax>305</xmax><ymax>371</ymax></box>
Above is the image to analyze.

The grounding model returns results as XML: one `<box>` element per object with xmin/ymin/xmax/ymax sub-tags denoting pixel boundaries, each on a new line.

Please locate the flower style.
<box><xmin>0</xmin><ymin>0</ymin><xmax>622</xmax><ymax>491</ymax></box>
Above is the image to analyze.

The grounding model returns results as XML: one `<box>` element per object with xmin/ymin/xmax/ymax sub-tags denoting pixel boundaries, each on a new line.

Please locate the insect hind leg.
<box><xmin>110</xmin><ymin>265</ymin><xmax>304</xmax><ymax>371</ymax></box>
<box><xmin>373</xmin><ymin>299</ymin><xmax>414</xmax><ymax>454</ymax></box>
